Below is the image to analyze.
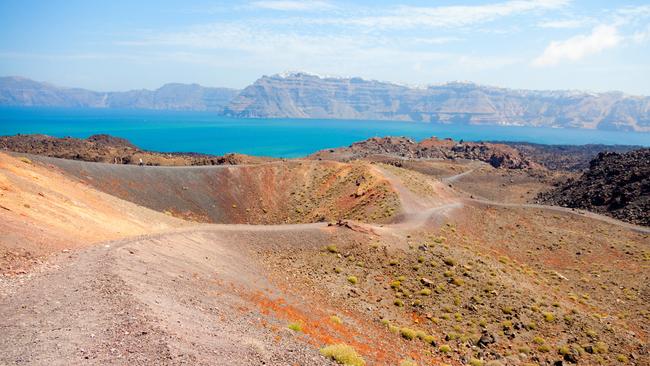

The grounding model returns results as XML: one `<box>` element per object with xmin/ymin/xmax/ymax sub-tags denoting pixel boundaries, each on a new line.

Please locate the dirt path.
<box><xmin>441</xmin><ymin>167</ymin><xmax>478</xmax><ymax>184</ymax></box>
<box><xmin>0</xmin><ymin>227</ymin><xmax>337</xmax><ymax>366</ymax></box>
<box><xmin>466</xmin><ymin>198</ymin><xmax>650</xmax><ymax>234</ymax></box>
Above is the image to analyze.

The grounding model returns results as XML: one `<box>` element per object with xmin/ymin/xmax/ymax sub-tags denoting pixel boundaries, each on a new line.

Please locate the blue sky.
<box><xmin>1</xmin><ymin>0</ymin><xmax>649</xmax><ymax>94</ymax></box>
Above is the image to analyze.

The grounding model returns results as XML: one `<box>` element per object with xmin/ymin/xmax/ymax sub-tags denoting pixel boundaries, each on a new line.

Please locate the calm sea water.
<box><xmin>1</xmin><ymin>107</ymin><xmax>648</xmax><ymax>157</ymax></box>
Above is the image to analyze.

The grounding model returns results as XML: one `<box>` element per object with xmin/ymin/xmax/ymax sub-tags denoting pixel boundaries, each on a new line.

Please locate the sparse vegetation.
<box><xmin>320</xmin><ymin>344</ymin><xmax>365</xmax><ymax>366</ymax></box>
<box><xmin>288</xmin><ymin>322</ymin><xmax>303</xmax><ymax>332</ymax></box>
<box><xmin>469</xmin><ymin>359</ymin><xmax>484</xmax><ymax>366</ymax></box>
<box><xmin>399</xmin><ymin>360</ymin><xmax>417</xmax><ymax>366</ymax></box>
<box><xmin>400</xmin><ymin>327</ymin><xmax>417</xmax><ymax>340</ymax></box>
<box><xmin>543</xmin><ymin>312</ymin><xmax>555</xmax><ymax>322</ymax></box>
<box><xmin>593</xmin><ymin>341</ymin><xmax>608</xmax><ymax>354</ymax></box>
<box><xmin>347</xmin><ymin>276</ymin><xmax>358</xmax><ymax>284</ymax></box>
<box><xmin>443</xmin><ymin>258</ymin><xmax>456</xmax><ymax>266</ymax></box>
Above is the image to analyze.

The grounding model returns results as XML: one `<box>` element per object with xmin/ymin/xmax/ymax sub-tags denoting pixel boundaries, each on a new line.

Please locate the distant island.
<box><xmin>2</xmin><ymin>72</ymin><xmax>649</xmax><ymax>132</ymax></box>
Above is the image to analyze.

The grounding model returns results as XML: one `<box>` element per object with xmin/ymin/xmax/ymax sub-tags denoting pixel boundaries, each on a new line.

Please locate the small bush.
<box><xmin>525</xmin><ymin>322</ymin><xmax>537</xmax><ymax>330</ymax></box>
<box><xmin>400</xmin><ymin>327</ymin><xmax>417</xmax><ymax>340</ymax></box>
<box><xmin>443</xmin><ymin>258</ymin><xmax>456</xmax><ymax>266</ymax></box>
<box><xmin>19</xmin><ymin>157</ymin><xmax>32</xmax><ymax>164</ymax></box>
<box><xmin>439</xmin><ymin>344</ymin><xmax>452</xmax><ymax>353</ymax></box>
<box><xmin>423</xmin><ymin>334</ymin><xmax>436</xmax><ymax>345</ymax></box>
<box><xmin>616</xmin><ymin>354</ymin><xmax>628</xmax><ymax>363</ymax></box>
<box><xmin>390</xmin><ymin>280</ymin><xmax>401</xmax><ymax>289</ymax></box>
<box><xmin>288</xmin><ymin>322</ymin><xmax>303</xmax><ymax>332</ymax></box>
<box><xmin>330</xmin><ymin>315</ymin><xmax>342</xmax><ymax>324</ymax></box>
<box><xmin>451</xmin><ymin>277</ymin><xmax>464</xmax><ymax>286</ymax></box>
<box><xmin>585</xmin><ymin>329</ymin><xmax>598</xmax><ymax>339</ymax></box>
<box><xmin>518</xmin><ymin>346</ymin><xmax>531</xmax><ymax>354</ymax></box>
<box><xmin>347</xmin><ymin>276</ymin><xmax>358</xmax><ymax>284</ymax></box>
<box><xmin>394</xmin><ymin>299</ymin><xmax>404</xmax><ymax>307</ymax></box>
<box><xmin>320</xmin><ymin>344</ymin><xmax>365</xmax><ymax>366</ymax></box>
<box><xmin>502</xmin><ymin>306</ymin><xmax>513</xmax><ymax>315</ymax></box>
<box><xmin>415</xmin><ymin>330</ymin><xmax>427</xmax><ymax>340</ymax></box>
<box><xmin>388</xmin><ymin>324</ymin><xmax>399</xmax><ymax>333</ymax></box>
<box><xmin>533</xmin><ymin>336</ymin><xmax>545</xmax><ymax>345</ymax></box>
<box><xmin>543</xmin><ymin>312</ymin><xmax>555</xmax><ymax>322</ymax></box>
<box><xmin>538</xmin><ymin>345</ymin><xmax>551</xmax><ymax>353</ymax></box>
<box><xmin>469</xmin><ymin>359</ymin><xmax>484</xmax><ymax>366</ymax></box>
<box><xmin>326</xmin><ymin>245</ymin><xmax>339</xmax><ymax>253</ymax></box>
<box><xmin>419</xmin><ymin>288</ymin><xmax>432</xmax><ymax>296</ymax></box>
<box><xmin>593</xmin><ymin>341</ymin><xmax>608</xmax><ymax>354</ymax></box>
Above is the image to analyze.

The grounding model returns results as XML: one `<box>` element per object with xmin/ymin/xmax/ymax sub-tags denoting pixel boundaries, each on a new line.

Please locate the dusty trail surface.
<box><xmin>1</xmin><ymin>226</ymin><xmax>339</xmax><ymax>365</ymax></box>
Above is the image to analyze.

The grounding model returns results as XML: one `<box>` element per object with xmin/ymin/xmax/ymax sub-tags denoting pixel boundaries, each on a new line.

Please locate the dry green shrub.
<box><xmin>320</xmin><ymin>344</ymin><xmax>365</xmax><ymax>366</ymax></box>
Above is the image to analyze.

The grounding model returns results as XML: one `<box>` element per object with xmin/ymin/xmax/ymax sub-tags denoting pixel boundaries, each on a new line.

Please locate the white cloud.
<box><xmin>537</xmin><ymin>18</ymin><xmax>588</xmax><ymax>29</ymax></box>
<box><xmin>532</xmin><ymin>25</ymin><xmax>621</xmax><ymax>67</ymax></box>
<box><xmin>319</xmin><ymin>0</ymin><xmax>570</xmax><ymax>29</ymax></box>
<box><xmin>632</xmin><ymin>26</ymin><xmax>650</xmax><ymax>43</ymax></box>
<box><xmin>250</xmin><ymin>1</ymin><xmax>334</xmax><ymax>11</ymax></box>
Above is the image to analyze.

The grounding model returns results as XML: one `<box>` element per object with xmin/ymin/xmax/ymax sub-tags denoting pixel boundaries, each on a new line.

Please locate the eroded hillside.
<box><xmin>25</xmin><ymin>155</ymin><xmax>401</xmax><ymax>224</ymax></box>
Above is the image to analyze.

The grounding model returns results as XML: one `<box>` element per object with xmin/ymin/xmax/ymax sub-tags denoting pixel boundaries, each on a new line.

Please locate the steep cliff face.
<box><xmin>224</xmin><ymin>73</ymin><xmax>419</xmax><ymax>120</ymax></box>
<box><xmin>3</xmin><ymin>74</ymin><xmax>650</xmax><ymax>131</ymax></box>
<box><xmin>224</xmin><ymin>73</ymin><xmax>650</xmax><ymax>132</ymax></box>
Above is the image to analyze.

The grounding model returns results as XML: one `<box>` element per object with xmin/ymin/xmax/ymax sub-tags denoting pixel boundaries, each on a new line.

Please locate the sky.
<box><xmin>1</xmin><ymin>0</ymin><xmax>649</xmax><ymax>94</ymax></box>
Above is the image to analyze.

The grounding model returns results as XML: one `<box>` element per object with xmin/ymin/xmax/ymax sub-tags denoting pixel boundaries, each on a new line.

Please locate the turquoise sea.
<box><xmin>1</xmin><ymin>107</ymin><xmax>648</xmax><ymax>157</ymax></box>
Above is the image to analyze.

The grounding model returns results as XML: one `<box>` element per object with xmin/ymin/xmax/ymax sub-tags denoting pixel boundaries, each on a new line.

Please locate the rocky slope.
<box><xmin>224</xmin><ymin>73</ymin><xmax>650</xmax><ymax>132</ymax></box>
<box><xmin>0</xmin><ymin>76</ymin><xmax>239</xmax><ymax>111</ymax></box>
<box><xmin>537</xmin><ymin>149</ymin><xmax>649</xmax><ymax>226</ymax></box>
<box><xmin>0</xmin><ymin>134</ymin><xmax>272</xmax><ymax>166</ymax></box>
<box><xmin>501</xmin><ymin>142</ymin><xmax>642</xmax><ymax>171</ymax></box>
<box><xmin>310</xmin><ymin>136</ymin><xmax>540</xmax><ymax>169</ymax></box>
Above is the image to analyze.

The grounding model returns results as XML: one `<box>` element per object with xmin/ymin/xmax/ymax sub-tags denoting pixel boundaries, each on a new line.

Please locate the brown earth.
<box><xmin>1</xmin><ymin>151</ymin><xmax>649</xmax><ymax>366</ymax></box>
<box><xmin>21</xmin><ymin>154</ymin><xmax>401</xmax><ymax>225</ymax></box>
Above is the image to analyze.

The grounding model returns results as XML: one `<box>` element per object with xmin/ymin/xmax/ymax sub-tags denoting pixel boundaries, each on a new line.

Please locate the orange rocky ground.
<box><xmin>1</xmin><ymin>152</ymin><xmax>648</xmax><ymax>366</ymax></box>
